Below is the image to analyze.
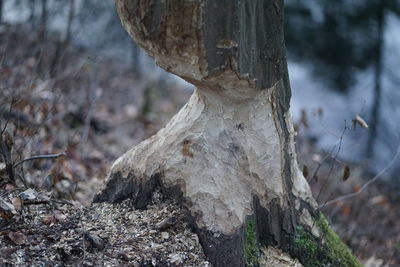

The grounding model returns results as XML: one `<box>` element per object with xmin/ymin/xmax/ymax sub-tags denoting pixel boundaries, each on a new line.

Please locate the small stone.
<box><xmin>169</xmin><ymin>253</ymin><xmax>185</xmax><ymax>264</ymax></box>
<box><xmin>161</xmin><ymin>232</ymin><xmax>169</xmax><ymax>240</ymax></box>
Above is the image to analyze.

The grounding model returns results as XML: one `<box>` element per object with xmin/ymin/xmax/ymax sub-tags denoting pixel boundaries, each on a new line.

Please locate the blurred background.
<box><xmin>0</xmin><ymin>0</ymin><xmax>399</xmax><ymax>265</ymax></box>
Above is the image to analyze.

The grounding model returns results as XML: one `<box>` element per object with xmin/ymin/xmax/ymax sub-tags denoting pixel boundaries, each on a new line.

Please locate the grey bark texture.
<box><xmin>95</xmin><ymin>1</ymin><xmax>361</xmax><ymax>266</ymax></box>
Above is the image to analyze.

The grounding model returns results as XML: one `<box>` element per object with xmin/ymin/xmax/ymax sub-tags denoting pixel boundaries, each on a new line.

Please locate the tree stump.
<box><xmin>95</xmin><ymin>1</ymin><xmax>361</xmax><ymax>266</ymax></box>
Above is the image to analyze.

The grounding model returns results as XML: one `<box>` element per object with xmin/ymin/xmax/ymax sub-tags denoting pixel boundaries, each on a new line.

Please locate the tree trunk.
<box><xmin>29</xmin><ymin>0</ymin><xmax>36</xmax><ymax>26</ymax></box>
<box><xmin>95</xmin><ymin>1</ymin><xmax>361</xmax><ymax>266</ymax></box>
<box><xmin>0</xmin><ymin>0</ymin><xmax>3</xmax><ymax>25</ymax></box>
<box><xmin>367</xmin><ymin>0</ymin><xmax>385</xmax><ymax>160</ymax></box>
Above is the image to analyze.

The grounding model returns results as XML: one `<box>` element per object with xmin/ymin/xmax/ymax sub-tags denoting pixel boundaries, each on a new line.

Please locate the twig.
<box><xmin>321</xmin><ymin>145</ymin><xmax>400</xmax><ymax>208</ymax></box>
<box><xmin>1</xmin><ymin>97</ymin><xmax>15</xmax><ymax>136</ymax></box>
<box><xmin>316</xmin><ymin>122</ymin><xmax>347</xmax><ymax>203</ymax></box>
<box><xmin>81</xmin><ymin>75</ymin><xmax>99</xmax><ymax>145</ymax></box>
<box><xmin>13</xmin><ymin>152</ymin><xmax>66</xmax><ymax>168</ymax></box>
<box><xmin>23</xmin><ymin>199</ymin><xmax>74</xmax><ymax>206</ymax></box>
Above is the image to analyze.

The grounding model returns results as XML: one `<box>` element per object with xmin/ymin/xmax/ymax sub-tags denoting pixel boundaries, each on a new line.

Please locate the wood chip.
<box><xmin>155</xmin><ymin>216</ymin><xmax>177</xmax><ymax>231</ymax></box>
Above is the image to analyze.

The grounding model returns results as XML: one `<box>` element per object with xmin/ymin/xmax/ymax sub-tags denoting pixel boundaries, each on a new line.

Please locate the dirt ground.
<box><xmin>1</xmin><ymin>25</ymin><xmax>399</xmax><ymax>266</ymax></box>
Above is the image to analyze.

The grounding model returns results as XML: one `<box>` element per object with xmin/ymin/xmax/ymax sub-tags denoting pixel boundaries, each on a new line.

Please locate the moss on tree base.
<box><xmin>244</xmin><ymin>213</ymin><xmax>361</xmax><ymax>267</ymax></box>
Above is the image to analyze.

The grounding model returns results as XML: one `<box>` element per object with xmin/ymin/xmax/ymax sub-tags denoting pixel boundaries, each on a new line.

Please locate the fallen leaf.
<box><xmin>369</xmin><ymin>195</ymin><xmax>388</xmax><ymax>206</ymax></box>
<box><xmin>0</xmin><ymin>211</ymin><xmax>11</xmax><ymax>221</ymax></box>
<box><xmin>54</xmin><ymin>211</ymin><xmax>66</xmax><ymax>221</ymax></box>
<box><xmin>8</xmin><ymin>231</ymin><xmax>27</xmax><ymax>245</ymax></box>
<box><xmin>42</xmin><ymin>211</ymin><xmax>66</xmax><ymax>225</ymax></box>
<box><xmin>19</xmin><ymin>188</ymin><xmax>37</xmax><ymax>201</ymax></box>
<box><xmin>42</xmin><ymin>214</ymin><xmax>56</xmax><ymax>225</ymax></box>
<box><xmin>11</xmin><ymin>198</ymin><xmax>22</xmax><ymax>211</ymax></box>
<box><xmin>5</xmin><ymin>184</ymin><xmax>15</xmax><ymax>191</ymax></box>
<box><xmin>0</xmin><ymin>197</ymin><xmax>16</xmax><ymax>214</ymax></box>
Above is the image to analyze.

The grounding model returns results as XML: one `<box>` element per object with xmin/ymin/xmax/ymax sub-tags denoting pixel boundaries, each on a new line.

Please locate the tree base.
<box><xmin>94</xmin><ymin>88</ymin><xmax>359</xmax><ymax>267</ymax></box>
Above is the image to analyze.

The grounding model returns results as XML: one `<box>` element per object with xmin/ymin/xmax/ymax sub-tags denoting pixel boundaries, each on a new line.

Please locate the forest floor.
<box><xmin>0</xmin><ymin>24</ymin><xmax>399</xmax><ymax>266</ymax></box>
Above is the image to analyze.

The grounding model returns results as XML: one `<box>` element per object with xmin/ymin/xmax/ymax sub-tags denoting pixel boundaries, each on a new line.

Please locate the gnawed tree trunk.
<box><xmin>95</xmin><ymin>1</ymin><xmax>361</xmax><ymax>266</ymax></box>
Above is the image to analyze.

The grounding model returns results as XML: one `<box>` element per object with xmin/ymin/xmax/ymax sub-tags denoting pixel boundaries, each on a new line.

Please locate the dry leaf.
<box><xmin>5</xmin><ymin>184</ymin><xmax>16</xmax><ymax>191</ymax></box>
<box><xmin>302</xmin><ymin>165</ymin><xmax>309</xmax><ymax>179</ymax></box>
<box><xmin>342</xmin><ymin>165</ymin><xmax>351</xmax><ymax>181</ymax></box>
<box><xmin>8</xmin><ymin>231</ymin><xmax>27</xmax><ymax>245</ymax></box>
<box><xmin>0</xmin><ymin>211</ymin><xmax>11</xmax><ymax>221</ymax></box>
<box><xmin>369</xmin><ymin>195</ymin><xmax>388</xmax><ymax>206</ymax></box>
<box><xmin>19</xmin><ymin>188</ymin><xmax>37</xmax><ymax>201</ymax></box>
<box><xmin>42</xmin><ymin>214</ymin><xmax>56</xmax><ymax>225</ymax></box>
<box><xmin>0</xmin><ymin>197</ymin><xmax>16</xmax><ymax>214</ymax></box>
<box><xmin>352</xmin><ymin>114</ymin><xmax>369</xmax><ymax>129</ymax></box>
<box><xmin>43</xmin><ymin>211</ymin><xmax>66</xmax><ymax>225</ymax></box>
<box><xmin>54</xmin><ymin>211</ymin><xmax>66</xmax><ymax>221</ymax></box>
<box><xmin>11</xmin><ymin>198</ymin><xmax>22</xmax><ymax>211</ymax></box>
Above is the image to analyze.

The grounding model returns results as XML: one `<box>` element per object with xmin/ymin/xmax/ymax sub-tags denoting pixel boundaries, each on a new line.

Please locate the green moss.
<box><xmin>316</xmin><ymin>214</ymin><xmax>362</xmax><ymax>267</ymax></box>
<box><xmin>244</xmin><ymin>218</ymin><xmax>260</xmax><ymax>267</ymax></box>
<box><xmin>294</xmin><ymin>226</ymin><xmax>320</xmax><ymax>266</ymax></box>
<box><xmin>293</xmin><ymin>213</ymin><xmax>361</xmax><ymax>267</ymax></box>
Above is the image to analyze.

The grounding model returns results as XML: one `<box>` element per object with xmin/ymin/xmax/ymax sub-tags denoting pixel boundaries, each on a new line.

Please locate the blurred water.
<box><xmin>290</xmin><ymin>12</ymin><xmax>400</xmax><ymax>181</ymax></box>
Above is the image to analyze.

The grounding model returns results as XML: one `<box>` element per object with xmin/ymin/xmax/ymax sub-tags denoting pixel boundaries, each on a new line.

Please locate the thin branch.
<box><xmin>23</xmin><ymin>198</ymin><xmax>74</xmax><ymax>206</ymax></box>
<box><xmin>13</xmin><ymin>152</ymin><xmax>66</xmax><ymax>168</ymax></box>
<box><xmin>316</xmin><ymin>122</ymin><xmax>347</xmax><ymax>203</ymax></box>
<box><xmin>1</xmin><ymin>97</ymin><xmax>15</xmax><ymax>136</ymax></box>
<box><xmin>321</xmin><ymin>145</ymin><xmax>400</xmax><ymax>208</ymax></box>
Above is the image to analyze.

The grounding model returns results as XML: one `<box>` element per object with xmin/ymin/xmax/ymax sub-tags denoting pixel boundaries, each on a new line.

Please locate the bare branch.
<box><xmin>321</xmin><ymin>145</ymin><xmax>400</xmax><ymax>208</ymax></box>
<box><xmin>1</xmin><ymin>96</ymin><xmax>16</xmax><ymax>136</ymax></box>
<box><xmin>13</xmin><ymin>152</ymin><xmax>66</xmax><ymax>168</ymax></box>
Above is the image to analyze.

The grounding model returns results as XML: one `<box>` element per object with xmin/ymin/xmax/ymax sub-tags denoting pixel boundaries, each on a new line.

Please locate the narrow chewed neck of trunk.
<box><xmin>95</xmin><ymin>1</ymin><xmax>361</xmax><ymax>266</ymax></box>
